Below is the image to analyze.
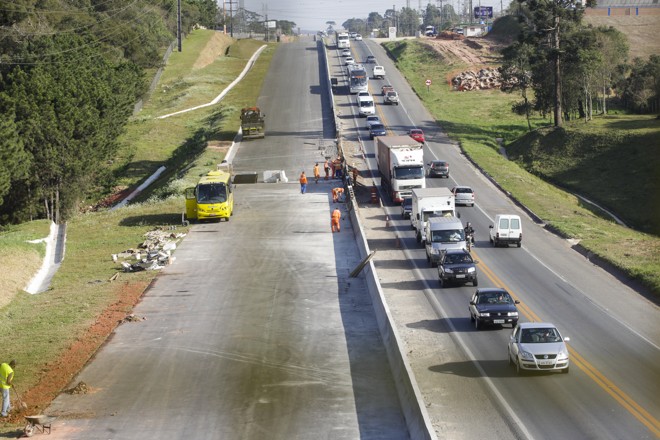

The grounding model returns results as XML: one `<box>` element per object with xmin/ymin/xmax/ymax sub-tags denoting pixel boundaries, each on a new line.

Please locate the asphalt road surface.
<box><xmin>338</xmin><ymin>38</ymin><xmax>660</xmax><ymax>439</ymax></box>
<box><xmin>45</xmin><ymin>38</ymin><xmax>408</xmax><ymax>439</ymax></box>
<box><xmin>43</xmin><ymin>35</ymin><xmax>660</xmax><ymax>440</ymax></box>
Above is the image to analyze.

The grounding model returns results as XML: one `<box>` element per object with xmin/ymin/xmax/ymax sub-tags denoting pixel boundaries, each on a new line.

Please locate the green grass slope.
<box><xmin>383</xmin><ymin>38</ymin><xmax>660</xmax><ymax>296</ymax></box>
<box><xmin>0</xmin><ymin>30</ymin><xmax>275</xmax><ymax>431</ymax></box>
<box><xmin>507</xmin><ymin>116</ymin><xmax>660</xmax><ymax>235</ymax></box>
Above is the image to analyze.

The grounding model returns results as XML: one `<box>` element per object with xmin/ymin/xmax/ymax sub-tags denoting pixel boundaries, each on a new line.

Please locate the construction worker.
<box><xmin>333</xmin><ymin>157</ymin><xmax>342</xmax><ymax>179</ymax></box>
<box><xmin>331</xmin><ymin>207</ymin><xmax>341</xmax><ymax>232</ymax></box>
<box><xmin>324</xmin><ymin>160</ymin><xmax>331</xmax><ymax>180</ymax></box>
<box><xmin>313</xmin><ymin>163</ymin><xmax>320</xmax><ymax>183</ymax></box>
<box><xmin>332</xmin><ymin>187</ymin><xmax>345</xmax><ymax>203</ymax></box>
<box><xmin>1</xmin><ymin>360</ymin><xmax>16</xmax><ymax>417</ymax></box>
<box><xmin>299</xmin><ymin>171</ymin><xmax>308</xmax><ymax>194</ymax></box>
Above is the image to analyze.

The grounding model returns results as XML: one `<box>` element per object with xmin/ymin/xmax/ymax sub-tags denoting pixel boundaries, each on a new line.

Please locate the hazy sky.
<box><xmin>237</xmin><ymin>0</ymin><xmax>510</xmax><ymax>32</ymax></box>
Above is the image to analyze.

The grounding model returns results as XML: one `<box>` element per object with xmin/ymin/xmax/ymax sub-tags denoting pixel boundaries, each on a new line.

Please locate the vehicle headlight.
<box><xmin>444</xmin><ymin>268</ymin><xmax>453</xmax><ymax>273</ymax></box>
<box><xmin>479</xmin><ymin>312</ymin><xmax>490</xmax><ymax>317</ymax></box>
<box><xmin>507</xmin><ymin>312</ymin><xmax>518</xmax><ymax>317</ymax></box>
<box><xmin>467</xmin><ymin>267</ymin><xmax>475</xmax><ymax>273</ymax></box>
<box><xmin>520</xmin><ymin>350</ymin><xmax>534</xmax><ymax>360</ymax></box>
<box><xmin>557</xmin><ymin>349</ymin><xmax>569</xmax><ymax>360</ymax></box>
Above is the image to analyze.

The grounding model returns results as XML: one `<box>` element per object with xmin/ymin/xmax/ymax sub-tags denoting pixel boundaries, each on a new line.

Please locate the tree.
<box><xmin>593</xmin><ymin>26</ymin><xmax>628</xmax><ymax>114</ymax></box>
<box><xmin>0</xmin><ymin>94</ymin><xmax>30</xmax><ymax>207</ymax></box>
<box><xmin>398</xmin><ymin>7</ymin><xmax>421</xmax><ymax>36</ymax></box>
<box><xmin>501</xmin><ymin>42</ymin><xmax>536</xmax><ymax>130</ymax></box>
<box><xmin>2</xmin><ymin>33</ymin><xmax>143</xmax><ymax>223</ymax></box>
<box><xmin>515</xmin><ymin>0</ymin><xmax>595</xmax><ymax>127</ymax></box>
<box><xmin>277</xmin><ymin>20</ymin><xmax>297</xmax><ymax>35</ymax></box>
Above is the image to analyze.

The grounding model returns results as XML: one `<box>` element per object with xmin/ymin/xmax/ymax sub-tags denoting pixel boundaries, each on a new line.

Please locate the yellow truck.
<box><xmin>185</xmin><ymin>167</ymin><xmax>234</xmax><ymax>222</ymax></box>
<box><xmin>240</xmin><ymin>107</ymin><xmax>265</xmax><ymax>139</ymax></box>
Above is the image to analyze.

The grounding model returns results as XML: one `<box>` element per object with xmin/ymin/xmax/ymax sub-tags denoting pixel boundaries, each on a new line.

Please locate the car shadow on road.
<box><xmin>430</xmin><ymin>360</ymin><xmax>568</xmax><ymax>379</ymax></box>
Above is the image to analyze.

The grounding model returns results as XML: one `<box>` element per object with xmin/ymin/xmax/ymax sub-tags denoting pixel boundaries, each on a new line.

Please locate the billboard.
<box><xmin>474</xmin><ymin>6</ymin><xmax>493</xmax><ymax>18</ymax></box>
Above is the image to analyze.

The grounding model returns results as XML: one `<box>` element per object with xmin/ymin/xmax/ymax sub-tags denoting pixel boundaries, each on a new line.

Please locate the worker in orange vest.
<box><xmin>332</xmin><ymin>187</ymin><xmax>344</xmax><ymax>203</ymax></box>
<box><xmin>299</xmin><ymin>171</ymin><xmax>308</xmax><ymax>194</ymax></box>
<box><xmin>331</xmin><ymin>207</ymin><xmax>342</xmax><ymax>232</ymax></box>
<box><xmin>313</xmin><ymin>163</ymin><xmax>320</xmax><ymax>183</ymax></box>
<box><xmin>324</xmin><ymin>160</ymin><xmax>331</xmax><ymax>180</ymax></box>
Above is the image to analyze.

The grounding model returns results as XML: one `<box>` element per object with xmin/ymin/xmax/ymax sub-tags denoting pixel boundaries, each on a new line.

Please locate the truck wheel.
<box><xmin>517</xmin><ymin>241</ymin><xmax>522</xmax><ymax>248</ymax></box>
<box><xmin>473</xmin><ymin>277</ymin><xmax>478</xmax><ymax>286</ymax></box>
<box><xmin>416</xmin><ymin>232</ymin><xmax>421</xmax><ymax>243</ymax></box>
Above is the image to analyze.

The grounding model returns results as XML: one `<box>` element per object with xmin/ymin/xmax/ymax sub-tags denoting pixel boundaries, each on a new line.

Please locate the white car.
<box><xmin>341</xmin><ymin>49</ymin><xmax>351</xmax><ymax>57</ymax></box>
<box><xmin>451</xmin><ymin>186</ymin><xmax>475</xmax><ymax>207</ymax></box>
<box><xmin>508</xmin><ymin>322</ymin><xmax>570</xmax><ymax>375</ymax></box>
<box><xmin>345</xmin><ymin>57</ymin><xmax>355</xmax><ymax>65</ymax></box>
<box><xmin>373</xmin><ymin>65</ymin><xmax>385</xmax><ymax>79</ymax></box>
<box><xmin>355</xmin><ymin>34</ymin><xmax>363</xmax><ymax>41</ymax></box>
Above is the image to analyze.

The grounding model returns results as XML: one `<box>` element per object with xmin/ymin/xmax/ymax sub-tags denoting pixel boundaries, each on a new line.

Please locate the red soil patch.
<box><xmin>7</xmin><ymin>280</ymin><xmax>149</xmax><ymax>423</ymax></box>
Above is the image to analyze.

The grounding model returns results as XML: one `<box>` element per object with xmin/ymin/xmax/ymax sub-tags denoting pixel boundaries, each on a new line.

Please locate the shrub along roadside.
<box><xmin>0</xmin><ymin>31</ymin><xmax>274</xmax><ymax>430</ymax></box>
<box><xmin>383</xmin><ymin>39</ymin><xmax>659</xmax><ymax>296</ymax></box>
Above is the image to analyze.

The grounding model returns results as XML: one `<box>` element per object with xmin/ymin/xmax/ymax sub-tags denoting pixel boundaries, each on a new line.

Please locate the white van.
<box><xmin>357</xmin><ymin>94</ymin><xmax>375</xmax><ymax>116</ymax></box>
<box><xmin>373</xmin><ymin>65</ymin><xmax>386</xmax><ymax>79</ymax></box>
<box><xmin>489</xmin><ymin>214</ymin><xmax>522</xmax><ymax>247</ymax></box>
<box><xmin>425</xmin><ymin>216</ymin><xmax>466</xmax><ymax>266</ymax></box>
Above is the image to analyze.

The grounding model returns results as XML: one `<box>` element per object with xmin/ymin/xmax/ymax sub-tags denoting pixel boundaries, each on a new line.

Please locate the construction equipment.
<box><xmin>240</xmin><ymin>107</ymin><xmax>265</xmax><ymax>139</ymax></box>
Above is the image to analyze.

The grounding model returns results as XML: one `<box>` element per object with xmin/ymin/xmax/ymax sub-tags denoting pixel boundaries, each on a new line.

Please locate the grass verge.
<box><xmin>0</xmin><ymin>30</ymin><xmax>274</xmax><ymax>431</ymax></box>
<box><xmin>383</xmin><ymin>39</ymin><xmax>660</xmax><ymax>296</ymax></box>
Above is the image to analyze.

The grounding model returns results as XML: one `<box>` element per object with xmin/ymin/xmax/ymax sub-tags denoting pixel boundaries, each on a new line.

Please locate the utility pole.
<box><xmin>177</xmin><ymin>0</ymin><xmax>182</xmax><ymax>51</ymax></box>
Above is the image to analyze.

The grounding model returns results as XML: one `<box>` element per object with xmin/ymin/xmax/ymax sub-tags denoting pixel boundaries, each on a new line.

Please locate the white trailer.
<box><xmin>411</xmin><ymin>187</ymin><xmax>456</xmax><ymax>243</ymax></box>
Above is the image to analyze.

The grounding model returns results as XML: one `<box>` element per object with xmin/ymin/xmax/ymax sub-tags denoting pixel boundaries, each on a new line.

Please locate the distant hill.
<box><xmin>583</xmin><ymin>15</ymin><xmax>658</xmax><ymax>60</ymax></box>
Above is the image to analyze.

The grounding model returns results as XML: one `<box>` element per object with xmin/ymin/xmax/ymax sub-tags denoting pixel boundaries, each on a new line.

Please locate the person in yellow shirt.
<box><xmin>331</xmin><ymin>208</ymin><xmax>342</xmax><ymax>232</ymax></box>
<box><xmin>1</xmin><ymin>360</ymin><xmax>16</xmax><ymax>417</ymax></box>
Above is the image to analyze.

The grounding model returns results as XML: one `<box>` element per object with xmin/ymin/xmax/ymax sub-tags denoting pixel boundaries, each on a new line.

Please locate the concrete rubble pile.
<box><xmin>452</xmin><ymin>67</ymin><xmax>517</xmax><ymax>91</ymax></box>
<box><xmin>112</xmin><ymin>227</ymin><xmax>186</xmax><ymax>272</ymax></box>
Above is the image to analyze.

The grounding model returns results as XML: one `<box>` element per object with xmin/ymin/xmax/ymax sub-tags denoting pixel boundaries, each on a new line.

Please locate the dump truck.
<box><xmin>376</xmin><ymin>135</ymin><xmax>425</xmax><ymax>203</ymax></box>
<box><xmin>240</xmin><ymin>107</ymin><xmax>265</xmax><ymax>139</ymax></box>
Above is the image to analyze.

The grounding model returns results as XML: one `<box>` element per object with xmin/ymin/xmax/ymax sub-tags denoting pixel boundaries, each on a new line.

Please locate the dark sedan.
<box><xmin>369</xmin><ymin>123</ymin><xmax>386</xmax><ymax>139</ymax></box>
<box><xmin>438</xmin><ymin>249</ymin><xmax>477</xmax><ymax>287</ymax></box>
<box><xmin>427</xmin><ymin>160</ymin><xmax>449</xmax><ymax>178</ymax></box>
<box><xmin>469</xmin><ymin>288</ymin><xmax>520</xmax><ymax>330</ymax></box>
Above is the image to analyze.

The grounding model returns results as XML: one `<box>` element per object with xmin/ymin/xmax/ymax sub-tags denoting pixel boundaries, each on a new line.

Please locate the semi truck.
<box><xmin>410</xmin><ymin>187</ymin><xmax>456</xmax><ymax>243</ymax></box>
<box><xmin>240</xmin><ymin>107</ymin><xmax>265</xmax><ymax>139</ymax></box>
<box><xmin>376</xmin><ymin>135</ymin><xmax>425</xmax><ymax>203</ymax></box>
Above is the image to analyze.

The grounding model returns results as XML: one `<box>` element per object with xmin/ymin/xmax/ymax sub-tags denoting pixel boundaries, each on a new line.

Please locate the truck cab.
<box><xmin>425</xmin><ymin>216</ymin><xmax>466</xmax><ymax>266</ymax></box>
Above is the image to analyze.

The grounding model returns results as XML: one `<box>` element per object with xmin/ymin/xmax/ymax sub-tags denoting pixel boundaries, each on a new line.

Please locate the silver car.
<box><xmin>451</xmin><ymin>186</ymin><xmax>475</xmax><ymax>207</ymax></box>
<box><xmin>508</xmin><ymin>322</ymin><xmax>570</xmax><ymax>375</ymax></box>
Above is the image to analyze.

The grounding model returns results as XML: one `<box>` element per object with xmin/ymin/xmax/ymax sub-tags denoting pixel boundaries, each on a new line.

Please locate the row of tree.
<box><xmin>502</xmin><ymin>0</ymin><xmax>659</xmax><ymax>127</ymax></box>
<box><xmin>0</xmin><ymin>1</ymin><xmax>299</xmax><ymax>226</ymax></box>
<box><xmin>339</xmin><ymin>1</ymin><xmax>658</xmax><ymax>126</ymax></box>
<box><xmin>0</xmin><ymin>0</ymin><xmax>219</xmax><ymax>225</ymax></box>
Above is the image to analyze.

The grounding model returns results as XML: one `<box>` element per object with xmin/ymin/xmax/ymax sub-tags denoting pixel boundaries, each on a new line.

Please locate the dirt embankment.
<box><xmin>192</xmin><ymin>32</ymin><xmax>234</xmax><ymax>70</ymax></box>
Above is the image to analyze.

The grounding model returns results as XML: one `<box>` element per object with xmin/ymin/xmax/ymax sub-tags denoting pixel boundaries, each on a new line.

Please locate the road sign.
<box><xmin>474</xmin><ymin>6</ymin><xmax>493</xmax><ymax>18</ymax></box>
<box><xmin>425</xmin><ymin>79</ymin><xmax>432</xmax><ymax>86</ymax></box>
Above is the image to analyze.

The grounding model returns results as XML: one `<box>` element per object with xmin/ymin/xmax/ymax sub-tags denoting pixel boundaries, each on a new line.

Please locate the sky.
<box><xmin>237</xmin><ymin>0</ymin><xmax>512</xmax><ymax>32</ymax></box>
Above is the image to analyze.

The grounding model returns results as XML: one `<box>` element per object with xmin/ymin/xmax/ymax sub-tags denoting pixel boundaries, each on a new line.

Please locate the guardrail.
<box><xmin>319</xmin><ymin>37</ymin><xmax>437</xmax><ymax>440</ymax></box>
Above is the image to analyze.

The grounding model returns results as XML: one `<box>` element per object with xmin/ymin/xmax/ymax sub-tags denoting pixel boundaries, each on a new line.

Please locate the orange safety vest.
<box><xmin>314</xmin><ymin>165</ymin><xmax>320</xmax><ymax>177</ymax></box>
<box><xmin>332</xmin><ymin>209</ymin><xmax>341</xmax><ymax>221</ymax></box>
<box><xmin>300</xmin><ymin>174</ymin><xmax>307</xmax><ymax>184</ymax></box>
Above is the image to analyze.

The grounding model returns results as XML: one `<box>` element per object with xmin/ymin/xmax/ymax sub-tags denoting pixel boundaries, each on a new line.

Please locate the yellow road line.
<box><xmin>472</xmin><ymin>249</ymin><xmax>660</xmax><ymax>437</ymax></box>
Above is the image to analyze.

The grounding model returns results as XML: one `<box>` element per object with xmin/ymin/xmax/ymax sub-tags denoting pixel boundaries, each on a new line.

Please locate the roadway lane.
<box><xmin>45</xmin><ymin>37</ymin><xmax>409</xmax><ymax>439</ymax></box>
<box><xmin>337</xmin><ymin>37</ymin><xmax>660</xmax><ymax>438</ymax></box>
